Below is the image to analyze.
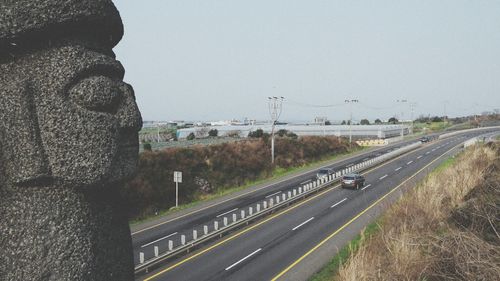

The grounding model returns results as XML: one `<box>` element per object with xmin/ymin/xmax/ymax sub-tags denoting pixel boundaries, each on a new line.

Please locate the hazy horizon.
<box><xmin>114</xmin><ymin>0</ymin><xmax>500</xmax><ymax>122</ymax></box>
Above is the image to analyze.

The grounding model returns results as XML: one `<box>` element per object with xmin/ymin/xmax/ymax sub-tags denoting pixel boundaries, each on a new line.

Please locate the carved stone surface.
<box><xmin>0</xmin><ymin>1</ymin><xmax>142</xmax><ymax>280</ymax></box>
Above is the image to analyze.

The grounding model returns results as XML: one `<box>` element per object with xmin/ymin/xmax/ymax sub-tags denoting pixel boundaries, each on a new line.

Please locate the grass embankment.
<box><xmin>129</xmin><ymin>146</ymin><xmax>366</xmax><ymax>226</ymax></box>
<box><xmin>312</xmin><ymin>144</ymin><xmax>500</xmax><ymax>281</ymax></box>
<box><xmin>413</xmin><ymin>121</ymin><xmax>453</xmax><ymax>134</ymax></box>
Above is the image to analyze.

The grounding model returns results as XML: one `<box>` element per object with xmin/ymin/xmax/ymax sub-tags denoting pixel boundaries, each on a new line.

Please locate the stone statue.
<box><xmin>0</xmin><ymin>1</ymin><xmax>142</xmax><ymax>280</ymax></box>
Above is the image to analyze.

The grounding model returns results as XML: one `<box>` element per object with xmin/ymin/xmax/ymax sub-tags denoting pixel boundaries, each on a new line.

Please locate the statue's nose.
<box><xmin>116</xmin><ymin>82</ymin><xmax>142</xmax><ymax>132</ymax></box>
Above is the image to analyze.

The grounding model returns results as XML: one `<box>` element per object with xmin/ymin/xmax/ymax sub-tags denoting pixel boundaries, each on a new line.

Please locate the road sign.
<box><xmin>174</xmin><ymin>171</ymin><xmax>182</xmax><ymax>183</ymax></box>
<box><xmin>173</xmin><ymin>171</ymin><xmax>182</xmax><ymax>207</ymax></box>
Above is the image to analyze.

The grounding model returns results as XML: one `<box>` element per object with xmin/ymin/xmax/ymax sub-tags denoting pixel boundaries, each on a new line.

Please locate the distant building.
<box><xmin>313</xmin><ymin>117</ymin><xmax>328</xmax><ymax>125</ymax></box>
<box><xmin>176</xmin><ymin>124</ymin><xmax>410</xmax><ymax>140</ymax></box>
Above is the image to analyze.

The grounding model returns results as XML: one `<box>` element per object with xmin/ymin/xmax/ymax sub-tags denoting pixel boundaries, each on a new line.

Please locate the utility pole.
<box><xmin>396</xmin><ymin>99</ymin><xmax>409</xmax><ymax>138</ymax></box>
<box><xmin>344</xmin><ymin>99</ymin><xmax>359</xmax><ymax>147</ymax></box>
<box><xmin>410</xmin><ymin>102</ymin><xmax>416</xmax><ymax>134</ymax></box>
<box><xmin>268</xmin><ymin>96</ymin><xmax>284</xmax><ymax>164</ymax></box>
<box><xmin>443</xmin><ymin>100</ymin><xmax>449</xmax><ymax>122</ymax></box>
<box><xmin>157</xmin><ymin>123</ymin><xmax>161</xmax><ymax>143</ymax></box>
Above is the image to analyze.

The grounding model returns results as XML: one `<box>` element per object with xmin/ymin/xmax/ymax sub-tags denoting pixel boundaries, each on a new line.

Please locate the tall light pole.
<box><xmin>409</xmin><ymin>102</ymin><xmax>416</xmax><ymax>134</ymax></box>
<box><xmin>443</xmin><ymin>100</ymin><xmax>449</xmax><ymax>122</ymax></box>
<box><xmin>344</xmin><ymin>99</ymin><xmax>359</xmax><ymax>147</ymax></box>
<box><xmin>397</xmin><ymin>99</ymin><xmax>408</xmax><ymax>137</ymax></box>
<box><xmin>268</xmin><ymin>96</ymin><xmax>284</xmax><ymax>164</ymax></box>
<box><xmin>157</xmin><ymin>123</ymin><xmax>161</xmax><ymax>143</ymax></box>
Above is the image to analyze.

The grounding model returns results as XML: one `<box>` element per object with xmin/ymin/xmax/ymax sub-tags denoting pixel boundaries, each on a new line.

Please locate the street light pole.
<box><xmin>268</xmin><ymin>96</ymin><xmax>284</xmax><ymax>164</ymax></box>
<box><xmin>397</xmin><ymin>99</ymin><xmax>408</xmax><ymax>138</ymax></box>
<box><xmin>344</xmin><ymin>99</ymin><xmax>359</xmax><ymax>147</ymax></box>
<box><xmin>157</xmin><ymin>123</ymin><xmax>160</xmax><ymax>143</ymax></box>
<box><xmin>410</xmin><ymin>102</ymin><xmax>416</xmax><ymax>134</ymax></box>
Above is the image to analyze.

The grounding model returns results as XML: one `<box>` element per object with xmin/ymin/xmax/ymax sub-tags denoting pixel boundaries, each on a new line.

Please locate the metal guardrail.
<box><xmin>438</xmin><ymin>126</ymin><xmax>500</xmax><ymax>140</ymax></box>
<box><xmin>134</xmin><ymin>141</ymin><xmax>423</xmax><ymax>274</ymax></box>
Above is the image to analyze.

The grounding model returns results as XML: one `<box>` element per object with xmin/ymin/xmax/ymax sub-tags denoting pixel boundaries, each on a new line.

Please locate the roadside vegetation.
<box><xmin>312</xmin><ymin>143</ymin><xmax>500</xmax><ymax>281</ymax></box>
<box><xmin>123</xmin><ymin>135</ymin><xmax>354</xmax><ymax>222</ymax></box>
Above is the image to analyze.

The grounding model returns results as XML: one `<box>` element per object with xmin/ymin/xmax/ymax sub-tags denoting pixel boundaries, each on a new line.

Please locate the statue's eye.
<box><xmin>69</xmin><ymin>76</ymin><xmax>120</xmax><ymax>114</ymax></box>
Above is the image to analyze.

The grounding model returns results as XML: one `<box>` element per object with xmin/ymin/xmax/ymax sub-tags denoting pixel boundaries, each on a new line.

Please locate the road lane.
<box><xmin>140</xmin><ymin>130</ymin><xmax>496</xmax><ymax>280</ymax></box>
<box><xmin>132</xmin><ymin>137</ymin><xmax>436</xmax><ymax>263</ymax></box>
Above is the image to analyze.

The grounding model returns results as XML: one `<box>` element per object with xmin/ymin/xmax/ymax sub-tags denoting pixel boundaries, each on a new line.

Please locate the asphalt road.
<box><xmin>138</xmin><ymin>129</ymin><xmax>498</xmax><ymax>281</ymax></box>
<box><xmin>131</xmin><ymin>135</ymin><xmax>437</xmax><ymax>264</ymax></box>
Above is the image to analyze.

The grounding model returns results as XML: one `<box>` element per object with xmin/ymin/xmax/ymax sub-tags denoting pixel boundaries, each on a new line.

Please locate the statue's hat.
<box><xmin>0</xmin><ymin>0</ymin><xmax>123</xmax><ymax>51</ymax></box>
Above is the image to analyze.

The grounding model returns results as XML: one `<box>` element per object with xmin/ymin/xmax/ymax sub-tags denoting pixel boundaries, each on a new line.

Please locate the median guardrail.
<box><xmin>134</xmin><ymin>141</ymin><xmax>422</xmax><ymax>275</ymax></box>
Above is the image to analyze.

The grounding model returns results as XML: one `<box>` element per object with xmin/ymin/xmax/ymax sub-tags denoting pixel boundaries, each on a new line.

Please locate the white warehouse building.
<box><xmin>176</xmin><ymin>124</ymin><xmax>410</xmax><ymax>140</ymax></box>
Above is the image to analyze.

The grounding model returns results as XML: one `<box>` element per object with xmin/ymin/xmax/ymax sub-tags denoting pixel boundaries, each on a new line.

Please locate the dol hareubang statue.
<box><xmin>0</xmin><ymin>1</ymin><xmax>142</xmax><ymax>280</ymax></box>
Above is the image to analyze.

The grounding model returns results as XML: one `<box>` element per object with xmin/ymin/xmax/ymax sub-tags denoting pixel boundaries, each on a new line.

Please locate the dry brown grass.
<box><xmin>335</xmin><ymin>144</ymin><xmax>499</xmax><ymax>281</ymax></box>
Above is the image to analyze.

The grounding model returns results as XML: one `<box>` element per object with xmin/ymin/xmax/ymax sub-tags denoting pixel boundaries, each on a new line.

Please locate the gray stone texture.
<box><xmin>0</xmin><ymin>1</ymin><xmax>142</xmax><ymax>280</ymax></box>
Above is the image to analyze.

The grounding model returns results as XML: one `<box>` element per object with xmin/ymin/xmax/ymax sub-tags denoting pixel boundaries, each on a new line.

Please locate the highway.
<box><xmin>134</xmin><ymin>129</ymin><xmax>498</xmax><ymax>281</ymax></box>
<box><xmin>131</xmin><ymin>136</ymin><xmax>432</xmax><ymax>263</ymax></box>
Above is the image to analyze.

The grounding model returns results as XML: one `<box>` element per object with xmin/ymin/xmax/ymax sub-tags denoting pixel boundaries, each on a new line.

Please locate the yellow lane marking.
<box><xmin>270</xmin><ymin>144</ymin><xmax>459</xmax><ymax>281</ymax></box>
<box><xmin>142</xmin><ymin>184</ymin><xmax>340</xmax><ymax>280</ymax></box>
<box><xmin>142</xmin><ymin>142</ymin><xmax>433</xmax><ymax>280</ymax></box>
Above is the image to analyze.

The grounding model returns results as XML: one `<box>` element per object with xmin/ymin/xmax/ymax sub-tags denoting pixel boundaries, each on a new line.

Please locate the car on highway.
<box><xmin>316</xmin><ymin>168</ymin><xmax>335</xmax><ymax>180</ymax></box>
<box><xmin>420</xmin><ymin>136</ymin><xmax>430</xmax><ymax>143</ymax></box>
<box><xmin>341</xmin><ymin>173</ymin><xmax>365</xmax><ymax>189</ymax></box>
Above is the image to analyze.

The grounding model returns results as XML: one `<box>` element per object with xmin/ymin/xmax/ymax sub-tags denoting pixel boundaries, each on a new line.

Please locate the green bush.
<box><xmin>208</xmin><ymin>129</ymin><xmax>218</xmax><ymax>137</ymax></box>
<box><xmin>123</xmin><ymin>136</ymin><xmax>351</xmax><ymax>220</ymax></box>
<box><xmin>143</xmin><ymin>143</ymin><xmax>152</xmax><ymax>151</ymax></box>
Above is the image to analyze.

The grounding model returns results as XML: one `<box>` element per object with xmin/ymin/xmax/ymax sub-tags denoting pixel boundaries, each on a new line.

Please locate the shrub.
<box><xmin>123</xmin><ymin>136</ymin><xmax>352</xmax><ymax>220</ymax></box>
<box><xmin>208</xmin><ymin>129</ymin><xmax>218</xmax><ymax>137</ymax></box>
<box><xmin>143</xmin><ymin>143</ymin><xmax>152</xmax><ymax>151</ymax></box>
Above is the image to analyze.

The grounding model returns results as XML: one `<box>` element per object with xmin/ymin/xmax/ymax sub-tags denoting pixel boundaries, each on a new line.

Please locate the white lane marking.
<box><xmin>426</xmin><ymin>151</ymin><xmax>430</xmax><ymax>154</ymax></box>
<box><xmin>292</xmin><ymin>217</ymin><xmax>315</xmax><ymax>231</ymax></box>
<box><xmin>407</xmin><ymin>161</ymin><xmax>413</xmax><ymax>165</ymax></box>
<box><xmin>300</xmin><ymin>180</ymin><xmax>312</xmax><ymax>185</ymax></box>
<box><xmin>361</xmin><ymin>184</ymin><xmax>372</xmax><ymax>191</ymax></box>
<box><xmin>265</xmin><ymin>191</ymin><xmax>282</xmax><ymax>198</ymax></box>
<box><xmin>225</xmin><ymin>248</ymin><xmax>262</xmax><ymax>271</ymax></box>
<box><xmin>363</xmin><ymin>158</ymin><xmax>370</xmax><ymax>161</ymax></box>
<box><xmin>379</xmin><ymin>174</ymin><xmax>388</xmax><ymax>180</ymax></box>
<box><xmin>417</xmin><ymin>155</ymin><xmax>422</xmax><ymax>159</ymax></box>
<box><xmin>346</xmin><ymin>163</ymin><xmax>354</xmax><ymax>167</ymax></box>
<box><xmin>330</xmin><ymin>198</ymin><xmax>348</xmax><ymax>208</ymax></box>
<box><xmin>216</xmin><ymin>208</ymin><xmax>238</xmax><ymax>218</ymax></box>
<box><xmin>141</xmin><ymin>232</ymin><xmax>178</xmax><ymax>248</ymax></box>
<box><xmin>432</xmin><ymin>148</ymin><xmax>436</xmax><ymax>151</ymax></box>
<box><xmin>395</xmin><ymin>167</ymin><xmax>402</xmax><ymax>171</ymax></box>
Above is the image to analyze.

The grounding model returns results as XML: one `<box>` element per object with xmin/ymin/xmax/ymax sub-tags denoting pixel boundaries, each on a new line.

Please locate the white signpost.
<box><xmin>174</xmin><ymin>171</ymin><xmax>182</xmax><ymax>208</ymax></box>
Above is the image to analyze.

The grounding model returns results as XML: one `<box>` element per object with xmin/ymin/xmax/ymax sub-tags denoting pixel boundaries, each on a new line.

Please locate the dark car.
<box><xmin>341</xmin><ymin>173</ymin><xmax>365</xmax><ymax>189</ymax></box>
<box><xmin>317</xmin><ymin>168</ymin><xmax>335</xmax><ymax>180</ymax></box>
<box><xmin>420</xmin><ymin>136</ymin><xmax>430</xmax><ymax>143</ymax></box>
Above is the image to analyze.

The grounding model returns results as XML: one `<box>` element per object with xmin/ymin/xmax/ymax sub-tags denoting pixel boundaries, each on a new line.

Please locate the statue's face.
<box><xmin>9</xmin><ymin>43</ymin><xmax>142</xmax><ymax>186</ymax></box>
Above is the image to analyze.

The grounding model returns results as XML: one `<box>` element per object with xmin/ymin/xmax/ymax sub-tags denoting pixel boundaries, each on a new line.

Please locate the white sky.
<box><xmin>114</xmin><ymin>0</ymin><xmax>500</xmax><ymax>122</ymax></box>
